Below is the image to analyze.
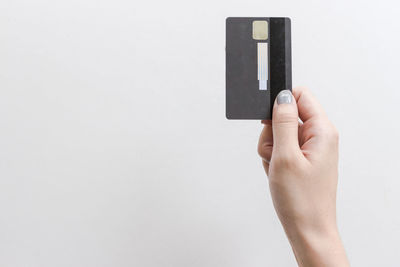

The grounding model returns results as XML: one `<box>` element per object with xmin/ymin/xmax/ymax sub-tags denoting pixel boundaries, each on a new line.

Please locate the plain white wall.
<box><xmin>1</xmin><ymin>0</ymin><xmax>400</xmax><ymax>266</ymax></box>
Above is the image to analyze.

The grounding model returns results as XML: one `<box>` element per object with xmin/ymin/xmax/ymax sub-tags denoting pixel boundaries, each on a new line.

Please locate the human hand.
<box><xmin>258</xmin><ymin>87</ymin><xmax>349</xmax><ymax>266</ymax></box>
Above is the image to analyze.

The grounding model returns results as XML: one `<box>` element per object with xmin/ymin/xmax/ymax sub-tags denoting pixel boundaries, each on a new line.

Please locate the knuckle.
<box><xmin>258</xmin><ymin>143</ymin><xmax>272</xmax><ymax>161</ymax></box>
<box><xmin>331</xmin><ymin>126</ymin><xmax>339</xmax><ymax>142</ymax></box>
<box><xmin>274</xmin><ymin>112</ymin><xmax>298</xmax><ymax>125</ymax></box>
<box><xmin>324</xmin><ymin>124</ymin><xmax>339</xmax><ymax>144</ymax></box>
<box><xmin>316</xmin><ymin>120</ymin><xmax>339</xmax><ymax>145</ymax></box>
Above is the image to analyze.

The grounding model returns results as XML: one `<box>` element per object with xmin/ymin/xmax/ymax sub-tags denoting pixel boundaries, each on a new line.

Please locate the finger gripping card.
<box><xmin>226</xmin><ymin>17</ymin><xmax>292</xmax><ymax>120</ymax></box>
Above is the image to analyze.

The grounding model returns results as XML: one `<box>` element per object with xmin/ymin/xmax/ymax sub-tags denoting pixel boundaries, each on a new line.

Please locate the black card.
<box><xmin>226</xmin><ymin>17</ymin><xmax>292</xmax><ymax>120</ymax></box>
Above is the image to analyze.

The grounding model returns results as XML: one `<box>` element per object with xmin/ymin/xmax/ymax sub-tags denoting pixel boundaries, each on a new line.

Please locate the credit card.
<box><xmin>226</xmin><ymin>17</ymin><xmax>292</xmax><ymax>119</ymax></box>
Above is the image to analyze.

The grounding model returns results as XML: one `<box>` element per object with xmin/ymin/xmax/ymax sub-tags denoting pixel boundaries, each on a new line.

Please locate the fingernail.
<box><xmin>277</xmin><ymin>90</ymin><xmax>293</xmax><ymax>105</ymax></box>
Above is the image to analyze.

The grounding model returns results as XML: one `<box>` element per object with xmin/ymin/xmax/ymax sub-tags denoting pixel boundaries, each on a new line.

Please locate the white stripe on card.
<box><xmin>257</xmin><ymin>43</ymin><xmax>268</xmax><ymax>90</ymax></box>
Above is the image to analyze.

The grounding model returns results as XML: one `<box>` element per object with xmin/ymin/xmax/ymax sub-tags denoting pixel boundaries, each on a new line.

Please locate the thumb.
<box><xmin>272</xmin><ymin>90</ymin><xmax>301</xmax><ymax>155</ymax></box>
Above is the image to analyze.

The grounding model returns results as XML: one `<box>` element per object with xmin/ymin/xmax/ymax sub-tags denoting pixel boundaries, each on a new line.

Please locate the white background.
<box><xmin>1</xmin><ymin>0</ymin><xmax>400</xmax><ymax>266</ymax></box>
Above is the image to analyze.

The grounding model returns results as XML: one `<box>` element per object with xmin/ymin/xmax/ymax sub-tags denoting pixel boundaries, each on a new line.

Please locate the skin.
<box><xmin>258</xmin><ymin>87</ymin><xmax>350</xmax><ymax>267</ymax></box>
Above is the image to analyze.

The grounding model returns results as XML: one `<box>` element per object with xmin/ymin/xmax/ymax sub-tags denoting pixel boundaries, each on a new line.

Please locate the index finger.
<box><xmin>292</xmin><ymin>87</ymin><xmax>326</xmax><ymax>122</ymax></box>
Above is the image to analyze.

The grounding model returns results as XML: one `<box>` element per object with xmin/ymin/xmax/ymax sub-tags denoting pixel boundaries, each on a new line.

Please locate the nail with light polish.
<box><xmin>277</xmin><ymin>90</ymin><xmax>293</xmax><ymax>104</ymax></box>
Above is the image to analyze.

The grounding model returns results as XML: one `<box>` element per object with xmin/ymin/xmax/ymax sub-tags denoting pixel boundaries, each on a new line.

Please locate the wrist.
<box><xmin>284</xmin><ymin>223</ymin><xmax>349</xmax><ymax>267</ymax></box>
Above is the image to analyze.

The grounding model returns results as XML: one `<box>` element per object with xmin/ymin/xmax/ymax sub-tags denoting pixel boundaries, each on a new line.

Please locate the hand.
<box><xmin>258</xmin><ymin>87</ymin><xmax>349</xmax><ymax>267</ymax></box>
